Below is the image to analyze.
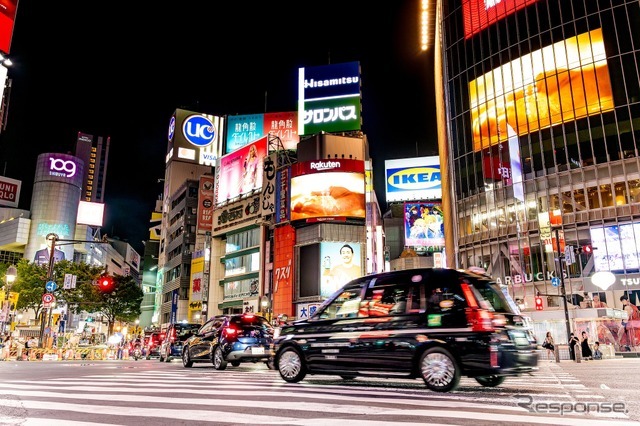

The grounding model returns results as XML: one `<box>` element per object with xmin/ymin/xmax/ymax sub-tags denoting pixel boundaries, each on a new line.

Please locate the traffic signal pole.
<box><xmin>554</xmin><ymin>227</ymin><xmax>572</xmax><ymax>343</ymax></box>
<box><xmin>38</xmin><ymin>236</ymin><xmax>58</xmax><ymax>348</ymax></box>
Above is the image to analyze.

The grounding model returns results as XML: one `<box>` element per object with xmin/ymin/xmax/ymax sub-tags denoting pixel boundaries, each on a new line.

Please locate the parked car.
<box><xmin>159</xmin><ymin>322</ymin><xmax>201</xmax><ymax>362</ymax></box>
<box><xmin>145</xmin><ymin>331</ymin><xmax>165</xmax><ymax>359</ymax></box>
<box><xmin>273</xmin><ymin>267</ymin><xmax>538</xmax><ymax>392</ymax></box>
<box><xmin>182</xmin><ymin>313</ymin><xmax>275</xmax><ymax>370</ymax></box>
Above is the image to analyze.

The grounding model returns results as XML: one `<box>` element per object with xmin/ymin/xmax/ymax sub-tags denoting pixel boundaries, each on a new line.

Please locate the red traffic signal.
<box><xmin>534</xmin><ymin>296</ymin><xmax>543</xmax><ymax>311</ymax></box>
<box><xmin>97</xmin><ymin>275</ymin><xmax>114</xmax><ymax>292</ymax></box>
<box><xmin>583</xmin><ymin>244</ymin><xmax>593</xmax><ymax>254</ymax></box>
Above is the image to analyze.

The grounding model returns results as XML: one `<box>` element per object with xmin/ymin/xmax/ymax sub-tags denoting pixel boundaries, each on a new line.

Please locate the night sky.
<box><xmin>0</xmin><ymin>1</ymin><xmax>437</xmax><ymax>254</ymax></box>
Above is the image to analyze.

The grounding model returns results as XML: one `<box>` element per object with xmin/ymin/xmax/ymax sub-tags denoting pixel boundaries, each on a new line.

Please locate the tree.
<box><xmin>89</xmin><ymin>273</ymin><xmax>143</xmax><ymax>336</ymax></box>
<box><xmin>9</xmin><ymin>259</ymin><xmax>105</xmax><ymax>324</ymax></box>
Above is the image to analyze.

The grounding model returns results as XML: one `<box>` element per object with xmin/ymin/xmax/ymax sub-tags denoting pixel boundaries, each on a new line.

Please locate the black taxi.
<box><xmin>273</xmin><ymin>267</ymin><xmax>538</xmax><ymax>392</ymax></box>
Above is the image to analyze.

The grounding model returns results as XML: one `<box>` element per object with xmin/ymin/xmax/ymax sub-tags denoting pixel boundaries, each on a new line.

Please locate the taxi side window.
<box><xmin>360</xmin><ymin>282</ymin><xmax>422</xmax><ymax>317</ymax></box>
<box><xmin>318</xmin><ymin>285</ymin><xmax>364</xmax><ymax>319</ymax></box>
<box><xmin>426</xmin><ymin>284</ymin><xmax>467</xmax><ymax>327</ymax></box>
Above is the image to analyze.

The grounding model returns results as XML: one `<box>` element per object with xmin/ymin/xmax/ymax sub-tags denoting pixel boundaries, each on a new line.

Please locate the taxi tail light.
<box><xmin>490</xmin><ymin>344</ymin><xmax>499</xmax><ymax>368</ymax></box>
<box><xmin>461</xmin><ymin>283</ymin><xmax>495</xmax><ymax>332</ymax></box>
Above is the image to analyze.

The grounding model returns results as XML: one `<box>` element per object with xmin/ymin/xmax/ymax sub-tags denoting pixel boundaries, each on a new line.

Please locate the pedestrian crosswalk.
<box><xmin>0</xmin><ymin>363</ymin><xmax>636</xmax><ymax>425</ymax></box>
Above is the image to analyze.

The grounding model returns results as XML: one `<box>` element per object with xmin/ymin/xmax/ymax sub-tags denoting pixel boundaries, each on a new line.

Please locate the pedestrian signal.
<box><xmin>535</xmin><ymin>296</ymin><xmax>543</xmax><ymax>311</ymax></box>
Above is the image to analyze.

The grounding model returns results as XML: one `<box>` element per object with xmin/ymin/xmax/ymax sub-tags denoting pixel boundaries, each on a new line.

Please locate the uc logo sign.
<box><xmin>182</xmin><ymin>115</ymin><xmax>216</xmax><ymax>147</ymax></box>
<box><xmin>49</xmin><ymin>157</ymin><xmax>77</xmax><ymax>178</ymax></box>
<box><xmin>168</xmin><ymin>116</ymin><xmax>176</xmax><ymax>142</ymax></box>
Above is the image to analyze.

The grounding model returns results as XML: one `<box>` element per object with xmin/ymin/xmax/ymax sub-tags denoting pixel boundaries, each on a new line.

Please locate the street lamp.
<box><xmin>1</xmin><ymin>264</ymin><xmax>17</xmax><ymax>334</ymax></box>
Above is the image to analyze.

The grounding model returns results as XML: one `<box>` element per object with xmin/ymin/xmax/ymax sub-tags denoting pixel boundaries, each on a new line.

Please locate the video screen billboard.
<box><xmin>469</xmin><ymin>28</ymin><xmax>614</xmax><ymax>152</ymax></box>
<box><xmin>290</xmin><ymin>159</ymin><xmax>365</xmax><ymax>222</ymax></box>
<box><xmin>385</xmin><ymin>156</ymin><xmax>441</xmax><ymax>202</ymax></box>
<box><xmin>0</xmin><ymin>0</ymin><xmax>18</xmax><ymax>55</ymax></box>
<box><xmin>215</xmin><ymin>136</ymin><xmax>268</xmax><ymax>206</ymax></box>
<box><xmin>76</xmin><ymin>201</ymin><xmax>104</xmax><ymax>227</ymax></box>
<box><xmin>462</xmin><ymin>0</ymin><xmax>538</xmax><ymax>39</ymax></box>
<box><xmin>404</xmin><ymin>202</ymin><xmax>444</xmax><ymax>249</ymax></box>
<box><xmin>298</xmin><ymin>61</ymin><xmax>361</xmax><ymax>136</ymax></box>
<box><xmin>320</xmin><ymin>242</ymin><xmax>362</xmax><ymax>297</ymax></box>
<box><xmin>226</xmin><ymin>111</ymin><xmax>298</xmax><ymax>154</ymax></box>
<box><xmin>590</xmin><ymin>224</ymin><xmax>640</xmax><ymax>272</ymax></box>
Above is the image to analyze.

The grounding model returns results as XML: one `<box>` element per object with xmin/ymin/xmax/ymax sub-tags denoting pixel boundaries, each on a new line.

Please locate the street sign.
<box><xmin>551</xmin><ymin>277</ymin><xmax>561</xmax><ymax>287</ymax></box>
<box><xmin>564</xmin><ymin>245</ymin><xmax>575</xmax><ymax>265</ymax></box>
<box><xmin>63</xmin><ymin>274</ymin><xmax>77</xmax><ymax>289</ymax></box>
<box><xmin>45</xmin><ymin>281</ymin><xmax>57</xmax><ymax>292</ymax></box>
<box><xmin>42</xmin><ymin>293</ymin><xmax>55</xmax><ymax>304</ymax></box>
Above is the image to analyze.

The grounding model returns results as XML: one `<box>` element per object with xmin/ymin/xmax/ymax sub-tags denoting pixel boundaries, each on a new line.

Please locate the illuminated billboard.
<box><xmin>320</xmin><ymin>242</ymin><xmax>363</xmax><ymax>297</ymax></box>
<box><xmin>215</xmin><ymin>136</ymin><xmax>268</xmax><ymax>206</ymax></box>
<box><xmin>385</xmin><ymin>156</ymin><xmax>441</xmax><ymax>203</ymax></box>
<box><xmin>290</xmin><ymin>159</ymin><xmax>365</xmax><ymax>222</ymax></box>
<box><xmin>590</xmin><ymin>224</ymin><xmax>640</xmax><ymax>272</ymax></box>
<box><xmin>470</xmin><ymin>28</ymin><xmax>614</xmax><ymax>152</ymax></box>
<box><xmin>76</xmin><ymin>201</ymin><xmax>105</xmax><ymax>227</ymax></box>
<box><xmin>0</xmin><ymin>0</ymin><xmax>17</xmax><ymax>55</ymax></box>
<box><xmin>167</xmin><ymin>108</ymin><xmax>223</xmax><ymax>166</ymax></box>
<box><xmin>196</xmin><ymin>175</ymin><xmax>214</xmax><ymax>232</ymax></box>
<box><xmin>404</xmin><ymin>202</ymin><xmax>444</xmax><ymax>250</ymax></box>
<box><xmin>226</xmin><ymin>111</ymin><xmax>298</xmax><ymax>153</ymax></box>
<box><xmin>462</xmin><ymin>0</ymin><xmax>538</xmax><ymax>39</ymax></box>
<box><xmin>298</xmin><ymin>61</ymin><xmax>361</xmax><ymax>136</ymax></box>
<box><xmin>0</xmin><ymin>175</ymin><xmax>20</xmax><ymax>207</ymax></box>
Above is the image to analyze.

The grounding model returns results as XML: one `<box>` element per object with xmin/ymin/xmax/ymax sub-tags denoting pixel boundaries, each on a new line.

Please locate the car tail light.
<box><xmin>490</xmin><ymin>344</ymin><xmax>499</xmax><ymax>368</ymax></box>
<box><xmin>461</xmin><ymin>283</ymin><xmax>495</xmax><ymax>332</ymax></box>
<box><xmin>224</xmin><ymin>327</ymin><xmax>238</xmax><ymax>339</ymax></box>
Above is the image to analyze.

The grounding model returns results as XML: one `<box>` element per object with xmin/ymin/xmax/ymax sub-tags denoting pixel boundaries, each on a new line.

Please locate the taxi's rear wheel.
<box><xmin>182</xmin><ymin>348</ymin><xmax>193</xmax><ymax>368</ymax></box>
<box><xmin>419</xmin><ymin>347</ymin><xmax>460</xmax><ymax>392</ymax></box>
<box><xmin>213</xmin><ymin>346</ymin><xmax>227</xmax><ymax>370</ymax></box>
<box><xmin>475</xmin><ymin>375</ymin><xmax>506</xmax><ymax>387</ymax></box>
<box><xmin>277</xmin><ymin>347</ymin><xmax>306</xmax><ymax>383</ymax></box>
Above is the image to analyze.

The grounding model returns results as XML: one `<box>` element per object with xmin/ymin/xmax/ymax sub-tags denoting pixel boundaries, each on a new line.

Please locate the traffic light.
<box><xmin>97</xmin><ymin>275</ymin><xmax>114</xmax><ymax>292</ymax></box>
<box><xmin>534</xmin><ymin>294</ymin><xmax>543</xmax><ymax>311</ymax></box>
<box><xmin>583</xmin><ymin>244</ymin><xmax>593</xmax><ymax>254</ymax></box>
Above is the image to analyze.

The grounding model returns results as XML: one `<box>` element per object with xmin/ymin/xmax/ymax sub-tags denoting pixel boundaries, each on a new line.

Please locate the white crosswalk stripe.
<box><xmin>0</xmin><ymin>365</ymin><xmax>636</xmax><ymax>425</ymax></box>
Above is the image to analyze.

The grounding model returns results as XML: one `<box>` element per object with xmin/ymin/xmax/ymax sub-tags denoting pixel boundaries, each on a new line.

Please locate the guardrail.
<box><xmin>1</xmin><ymin>346</ymin><xmax>134</xmax><ymax>361</ymax></box>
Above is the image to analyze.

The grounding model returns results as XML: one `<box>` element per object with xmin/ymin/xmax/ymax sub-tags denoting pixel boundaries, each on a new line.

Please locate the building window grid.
<box><xmin>447</xmin><ymin>0</ymin><xmax>640</xmax><ymax>287</ymax></box>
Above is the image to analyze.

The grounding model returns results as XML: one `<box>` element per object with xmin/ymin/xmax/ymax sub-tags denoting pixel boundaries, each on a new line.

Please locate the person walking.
<box><xmin>543</xmin><ymin>331</ymin><xmax>555</xmax><ymax>360</ymax></box>
<box><xmin>568</xmin><ymin>332</ymin><xmax>580</xmax><ymax>361</ymax></box>
<box><xmin>581</xmin><ymin>331</ymin><xmax>593</xmax><ymax>360</ymax></box>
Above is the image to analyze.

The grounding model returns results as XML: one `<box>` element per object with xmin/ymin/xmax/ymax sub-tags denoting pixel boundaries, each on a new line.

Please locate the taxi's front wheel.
<box><xmin>277</xmin><ymin>347</ymin><xmax>306</xmax><ymax>383</ymax></box>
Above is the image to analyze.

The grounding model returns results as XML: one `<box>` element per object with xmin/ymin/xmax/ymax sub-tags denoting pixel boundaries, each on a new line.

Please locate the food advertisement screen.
<box><xmin>290</xmin><ymin>160</ymin><xmax>365</xmax><ymax>222</ymax></box>
<box><xmin>404</xmin><ymin>202</ymin><xmax>444</xmax><ymax>249</ymax></box>
<box><xmin>462</xmin><ymin>0</ymin><xmax>539</xmax><ymax>39</ymax></box>
<box><xmin>215</xmin><ymin>136</ymin><xmax>268</xmax><ymax>206</ymax></box>
<box><xmin>469</xmin><ymin>28</ymin><xmax>614</xmax><ymax>152</ymax></box>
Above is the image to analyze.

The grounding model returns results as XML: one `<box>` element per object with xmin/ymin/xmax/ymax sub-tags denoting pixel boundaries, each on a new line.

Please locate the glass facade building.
<box><xmin>438</xmin><ymin>0</ymin><xmax>640</xmax><ymax>344</ymax></box>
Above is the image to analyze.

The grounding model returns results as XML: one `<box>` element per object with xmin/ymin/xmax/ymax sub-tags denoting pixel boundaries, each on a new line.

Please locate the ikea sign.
<box><xmin>385</xmin><ymin>156</ymin><xmax>442</xmax><ymax>202</ymax></box>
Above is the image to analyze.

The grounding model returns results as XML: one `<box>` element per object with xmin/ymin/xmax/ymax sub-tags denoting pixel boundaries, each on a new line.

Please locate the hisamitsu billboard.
<box><xmin>385</xmin><ymin>156</ymin><xmax>442</xmax><ymax>203</ymax></box>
